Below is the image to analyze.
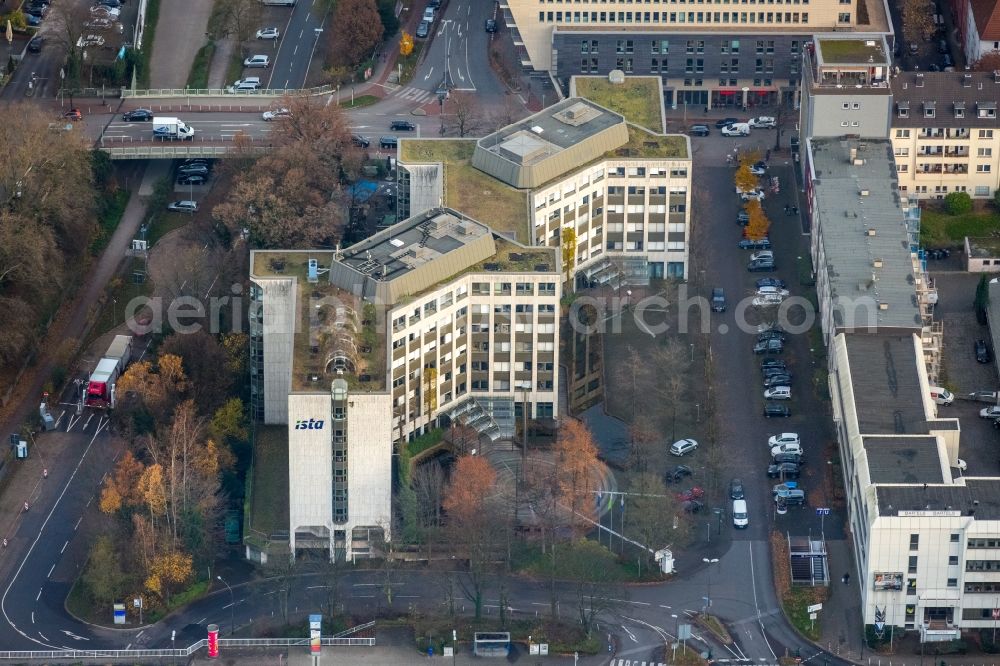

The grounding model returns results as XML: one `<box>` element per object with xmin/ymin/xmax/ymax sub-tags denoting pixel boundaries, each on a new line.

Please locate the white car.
<box><xmin>749</xmin><ymin>116</ymin><xmax>777</xmax><ymax>128</ymax></box>
<box><xmin>83</xmin><ymin>17</ymin><xmax>113</xmax><ymax>29</ymax></box>
<box><xmin>757</xmin><ymin>286</ymin><xmax>790</xmax><ymax>298</ymax></box>
<box><xmin>768</xmin><ymin>433</ymin><xmax>800</xmax><ymax>447</ymax></box>
<box><xmin>262</xmin><ymin>107</ymin><xmax>290</xmax><ymax>121</ymax></box>
<box><xmin>771</xmin><ymin>442</ymin><xmax>803</xmax><ymax>457</ymax></box>
<box><xmin>750</xmin><ymin>250</ymin><xmax>774</xmax><ymax>263</ymax></box>
<box><xmin>244</xmin><ymin>54</ymin><xmax>270</xmax><ymax>68</ymax></box>
<box><xmin>669</xmin><ymin>438</ymin><xmax>699</xmax><ymax>456</ymax></box>
<box><xmin>765</xmin><ymin>386</ymin><xmax>791</xmax><ymax>400</ymax></box>
<box><xmin>256</xmin><ymin>27</ymin><xmax>280</xmax><ymax>39</ymax></box>
<box><xmin>721</xmin><ymin>124</ymin><xmax>749</xmax><ymax>137</ymax></box>
<box><xmin>167</xmin><ymin>200</ymin><xmax>199</xmax><ymax>213</ymax></box>
<box><xmin>76</xmin><ymin>34</ymin><xmax>105</xmax><ymax>47</ymax></box>
<box><xmin>740</xmin><ymin>188</ymin><xmax>766</xmax><ymax>202</ymax></box>
<box><xmin>980</xmin><ymin>406</ymin><xmax>1000</xmax><ymax>419</ymax></box>
<box><xmin>750</xmin><ymin>164</ymin><xmax>767</xmax><ymax>176</ymax></box>
<box><xmin>752</xmin><ymin>294</ymin><xmax>784</xmax><ymax>307</ymax></box>
<box><xmin>90</xmin><ymin>5</ymin><xmax>120</xmax><ymax>17</ymax></box>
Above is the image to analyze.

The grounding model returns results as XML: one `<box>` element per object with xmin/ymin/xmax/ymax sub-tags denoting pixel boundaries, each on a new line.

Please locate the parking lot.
<box><xmin>931</xmin><ymin>272</ymin><xmax>1000</xmax><ymax>475</ymax></box>
<box><xmin>686</xmin><ymin>122</ymin><xmax>842</xmax><ymax>543</ymax></box>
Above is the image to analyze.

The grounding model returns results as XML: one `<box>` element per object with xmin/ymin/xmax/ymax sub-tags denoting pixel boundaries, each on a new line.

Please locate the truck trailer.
<box><xmin>85</xmin><ymin>335</ymin><xmax>133</xmax><ymax>408</ymax></box>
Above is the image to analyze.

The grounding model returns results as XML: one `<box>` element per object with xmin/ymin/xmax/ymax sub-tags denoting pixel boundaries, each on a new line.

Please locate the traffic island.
<box><xmin>694</xmin><ymin>613</ymin><xmax>733</xmax><ymax>645</ymax></box>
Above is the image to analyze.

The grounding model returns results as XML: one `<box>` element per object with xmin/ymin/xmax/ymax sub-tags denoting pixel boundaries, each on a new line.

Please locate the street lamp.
<box><xmin>217</xmin><ymin>575</ymin><xmax>234</xmax><ymax>635</ymax></box>
<box><xmin>702</xmin><ymin>557</ymin><xmax>719</xmax><ymax>614</ymax></box>
<box><xmin>452</xmin><ymin>629</ymin><xmax>457</xmax><ymax>665</ymax></box>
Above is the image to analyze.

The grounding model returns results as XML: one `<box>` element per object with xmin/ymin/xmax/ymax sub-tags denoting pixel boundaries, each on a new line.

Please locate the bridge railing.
<box><xmin>0</xmin><ymin>636</ymin><xmax>375</xmax><ymax>660</ymax></box>
<box><xmin>121</xmin><ymin>84</ymin><xmax>336</xmax><ymax>99</ymax></box>
<box><xmin>97</xmin><ymin>133</ymin><xmax>275</xmax><ymax>159</ymax></box>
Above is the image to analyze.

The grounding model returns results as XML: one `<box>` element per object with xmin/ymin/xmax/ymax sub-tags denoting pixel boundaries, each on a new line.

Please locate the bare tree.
<box><xmin>210</xmin><ymin>0</ymin><xmax>262</xmax><ymax>56</ymax></box>
<box><xmin>448</xmin><ymin>92</ymin><xmax>482</xmax><ymax>137</ymax></box>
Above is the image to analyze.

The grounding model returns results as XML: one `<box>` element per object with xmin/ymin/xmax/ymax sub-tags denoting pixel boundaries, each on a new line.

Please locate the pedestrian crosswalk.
<box><xmin>609</xmin><ymin>660</ymin><xmax>668</xmax><ymax>666</ymax></box>
<box><xmin>392</xmin><ymin>86</ymin><xmax>434</xmax><ymax>103</ymax></box>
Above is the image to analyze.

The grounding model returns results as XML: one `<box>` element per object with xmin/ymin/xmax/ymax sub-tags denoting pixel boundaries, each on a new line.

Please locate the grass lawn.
<box><xmin>573</xmin><ymin>76</ymin><xmax>664</xmax><ymax>132</ymax></box>
<box><xmin>398</xmin><ymin>139</ymin><xmax>530</xmax><ymax>242</ymax></box>
<box><xmin>919</xmin><ymin>208</ymin><xmax>1000</xmax><ymax>248</ymax></box>
<box><xmin>90</xmin><ymin>189</ymin><xmax>129</xmax><ymax>255</ymax></box>
<box><xmin>186</xmin><ymin>41</ymin><xmax>215</xmax><ymax>89</ymax></box>
<box><xmin>226</xmin><ymin>50</ymin><xmax>244</xmax><ymax>89</ymax></box>
<box><xmin>406</xmin><ymin>428</ymin><xmax>444</xmax><ymax>457</ymax></box>
<box><xmin>247</xmin><ymin>425</ymin><xmax>289</xmax><ymax>542</ymax></box>
<box><xmin>782</xmin><ymin>586</ymin><xmax>827</xmax><ymax>641</ymax></box>
<box><xmin>397</xmin><ymin>41</ymin><xmax>425</xmax><ymax>86</ymax></box>
<box><xmin>339</xmin><ymin>94</ymin><xmax>379</xmax><ymax>109</ymax></box>
<box><xmin>146</xmin><ymin>211</ymin><xmax>192</xmax><ymax>247</ymax></box>
<box><xmin>89</xmin><ymin>256</ymin><xmax>154</xmax><ymax>340</ymax></box>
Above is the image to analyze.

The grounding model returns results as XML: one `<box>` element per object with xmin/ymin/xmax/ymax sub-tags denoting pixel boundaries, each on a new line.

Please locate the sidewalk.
<box><xmin>148</xmin><ymin>0</ymin><xmax>214</xmax><ymax>88</ymax></box>
<box><xmin>820</xmin><ymin>539</ymin><xmax>865</xmax><ymax>663</ymax></box>
<box><xmin>206</xmin><ymin>38</ymin><xmax>236</xmax><ymax>89</ymax></box>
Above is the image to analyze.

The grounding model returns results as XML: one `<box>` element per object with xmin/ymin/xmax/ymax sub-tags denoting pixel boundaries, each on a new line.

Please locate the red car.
<box><xmin>675</xmin><ymin>487</ymin><xmax>705</xmax><ymax>502</ymax></box>
<box><xmin>64</xmin><ymin>109</ymin><xmax>83</xmax><ymax>121</ymax></box>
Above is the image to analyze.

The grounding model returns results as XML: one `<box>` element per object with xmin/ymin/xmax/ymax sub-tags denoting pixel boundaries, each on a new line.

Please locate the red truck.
<box><xmin>85</xmin><ymin>335</ymin><xmax>133</xmax><ymax>409</ymax></box>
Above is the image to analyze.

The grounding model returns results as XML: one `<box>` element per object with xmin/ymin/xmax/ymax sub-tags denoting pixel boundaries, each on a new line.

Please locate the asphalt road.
<box><xmin>263</xmin><ymin>0</ymin><xmax>325</xmax><ymax>90</ymax></box>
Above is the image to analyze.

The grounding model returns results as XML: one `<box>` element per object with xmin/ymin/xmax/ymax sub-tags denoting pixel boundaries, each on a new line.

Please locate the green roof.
<box><xmin>817</xmin><ymin>38</ymin><xmax>889</xmax><ymax>65</ymax></box>
<box><xmin>610</xmin><ymin>125</ymin><xmax>688</xmax><ymax>159</ymax></box>
<box><xmin>398</xmin><ymin>139</ymin><xmax>530</xmax><ymax>243</ymax></box>
<box><xmin>573</xmin><ymin>76</ymin><xmax>665</xmax><ymax>132</ymax></box>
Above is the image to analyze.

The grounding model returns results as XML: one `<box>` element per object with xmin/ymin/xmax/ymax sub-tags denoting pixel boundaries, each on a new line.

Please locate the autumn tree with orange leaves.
<box><xmin>743</xmin><ymin>199</ymin><xmax>771</xmax><ymax>241</ymax></box>
<box><xmin>555</xmin><ymin>418</ymin><xmax>601</xmax><ymax>534</ymax></box>
<box><xmin>443</xmin><ymin>455</ymin><xmax>507</xmax><ymax>619</ymax></box>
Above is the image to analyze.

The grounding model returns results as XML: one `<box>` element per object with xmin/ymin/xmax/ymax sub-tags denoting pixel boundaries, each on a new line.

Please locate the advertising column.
<box><xmin>207</xmin><ymin>624</ymin><xmax>219</xmax><ymax>659</ymax></box>
<box><xmin>310</xmin><ymin>614</ymin><xmax>322</xmax><ymax>655</ymax></box>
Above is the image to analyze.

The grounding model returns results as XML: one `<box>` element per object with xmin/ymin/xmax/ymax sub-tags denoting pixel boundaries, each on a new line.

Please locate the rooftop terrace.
<box><xmin>816</xmin><ymin>35</ymin><xmax>891</xmax><ymax>65</ymax></box>
<box><xmin>398</xmin><ymin>139</ymin><xmax>530</xmax><ymax>243</ymax></box>
<box><xmin>571</xmin><ymin>76</ymin><xmax>665</xmax><ymax>132</ymax></box>
<box><xmin>251</xmin><ymin>250</ymin><xmax>386</xmax><ymax>393</ymax></box>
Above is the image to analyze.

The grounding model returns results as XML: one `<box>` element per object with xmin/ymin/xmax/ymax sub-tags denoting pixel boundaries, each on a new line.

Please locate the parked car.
<box><xmin>669</xmin><ymin>438</ymin><xmax>699</xmax><ymax>456</ymax></box>
<box><xmin>256</xmin><ymin>27</ymin><xmax>280</xmax><ymax>39</ymax></box>
<box><xmin>968</xmin><ymin>390</ymin><xmax>1000</xmax><ymax>403</ymax></box>
<box><xmin>765</xmin><ymin>386</ymin><xmax>791</xmax><ymax>400</ymax></box>
<box><xmin>772</xmin><ymin>452</ymin><xmax>802</xmax><ymax>465</ymax></box>
<box><xmin>77</xmin><ymin>35</ymin><xmax>105</xmax><ymax>47</ymax></box>
<box><xmin>83</xmin><ymin>17</ymin><xmax>113</xmax><ymax>29</ymax></box>
<box><xmin>230</xmin><ymin>77</ymin><xmax>261</xmax><ymax>91</ymax></box>
<box><xmin>768</xmin><ymin>462</ymin><xmax>801</xmax><ymax>479</ymax></box>
<box><xmin>740</xmin><ymin>188</ymin><xmax>766</xmax><ymax>201</ymax></box>
<box><xmin>91</xmin><ymin>5</ymin><xmax>120</xmax><ymax>18</ymax></box>
<box><xmin>976</xmin><ymin>339</ymin><xmax>991</xmax><ymax>363</ymax></box>
<box><xmin>262</xmin><ymin>107</ymin><xmax>291</xmax><ymax>121</ymax></box>
<box><xmin>177</xmin><ymin>174</ymin><xmax>207</xmax><ymax>185</ymax></box>
<box><xmin>664</xmin><ymin>464</ymin><xmax>693</xmax><ymax>483</ymax></box>
<box><xmin>776</xmin><ymin>489</ymin><xmax>806</xmax><ymax>506</ymax></box>
<box><xmin>485</xmin><ymin>18</ymin><xmax>497</xmax><ymax>32</ymax></box>
<box><xmin>64</xmin><ymin>109</ymin><xmax>83</xmax><ymax>121</ymax></box>
<box><xmin>739</xmin><ymin>238</ymin><xmax>771</xmax><ymax>250</ymax></box>
<box><xmin>176</xmin><ymin>164</ymin><xmax>209</xmax><ymax>176</ymax></box>
<box><xmin>768</xmin><ymin>433</ymin><xmax>800</xmax><ymax>447</ymax></box>
<box><xmin>757</xmin><ymin>286</ymin><xmax>790</xmax><ymax>299</ymax></box>
<box><xmin>762</xmin><ymin>366</ymin><xmax>789</xmax><ymax>379</ymax></box>
<box><xmin>390</xmin><ymin>120</ymin><xmax>416</xmax><ymax>131</ymax></box>
<box><xmin>732</xmin><ymin>499</ymin><xmax>749</xmax><ymax>529</ymax></box>
<box><xmin>790</xmin><ymin>135</ymin><xmax>800</xmax><ymax>152</ymax></box>
<box><xmin>750</xmin><ymin>250</ymin><xmax>774</xmax><ymax>263</ymax></box>
<box><xmin>749</xmin><ymin>116</ymin><xmax>777</xmax><ymax>128</ymax></box>
<box><xmin>754</xmin><ymin>339</ymin><xmax>784</xmax><ymax>355</ymax></box>
<box><xmin>729</xmin><ymin>478</ymin><xmax>745</xmax><ymax>500</ymax></box>
<box><xmin>761</xmin><ymin>358</ymin><xmax>787</xmax><ymax>370</ymax></box>
<box><xmin>711</xmin><ymin>287</ymin><xmax>726</xmax><ymax>312</ymax></box>
<box><xmin>167</xmin><ymin>200</ymin><xmax>199</xmax><ymax>213</ymax></box>
<box><xmin>27</xmin><ymin>36</ymin><xmax>43</xmax><ymax>52</ymax></box>
<box><xmin>753</xmin><ymin>294</ymin><xmax>784</xmax><ymax>307</ymax></box>
<box><xmin>737</xmin><ymin>211</ymin><xmax>750</xmax><ymax>226</ymax></box>
<box><xmin>715</xmin><ymin>117</ymin><xmax>739</xmax><ymax>128</ymax></box>
<box><xmin>764</xmin><ymin>373</ymin><xmax>793</xmax><ymax>388</ymax></box>
<box><xmin>771</xmin><ymin>442</ymin><xmax>803</xmax><ymax>457</ymax></box>
<box><xmin>682</xmin><ymin>500</ymin><xmax>704</xmax><ymax>513</ymax></box>
<box><xmin>352</xmin><ymin>134</ymin><xmax>371</xmax><ymax>148</ymax></box>
<box><xmin>689</xmin><ymin>124</ymin><xmax>710</xmax><ymax>136</ymax></box>
<box><xmin>416</xmin><ymin>20</ymin><xmax>430</xmax><ymax>38</ymax></box>
<box><xmin>756</xmin><ymin>277</ymin><xmax>786</xmax><ymax>290</ymax></box>
<box><xmin>676</xmin><ymin>487</ymin><xmax>705</xmax><ymax>503</ymax></box>
<box><xmin>748</xmin><ymin>259</ymin><xmax>776</xmax><ymax>272</ymax></box>
<box><xmin>721</xmin><ymin>123</ymin><xmax>750</xmax><ymax>137</ymax></box>
<box><xmin>380</xmin><ymin>136</ymin><xmax>399</xmax><ymax>149</ymax></box>
<box><xmin>763</xmin><ymin>404</ymin><xmax>792</xmax><ymax>418</ymax></box>
<box><xmin>25</xmin><ymin>14</ymin><xmax>41</xmax><ymax>26</ymax></box>
<box><xmin>99</xmin><ymin>0</ymin><xmax>121</xmax><ymax>7</ymax></box>
<box><xmin>243</xmin><ymin>55</ymin><xmax>271</xmax><ymax>68</ymax></box>
<box><xmin>980</xmin><ymin>406</ymin><xmax>1000</xmax><ymax>419</ymax></box>
<box><xmin>423</xmin><ymin>7</ymin><xmax>435</xmax><ymax>22</ymax></box>
<box><xmin>123</xmin><ymin>108</ymin><xmax>153</xmax><ymax>121</ymax></box>
<box><xmin>750</xmin><ymin>163</ymin><xmax>767</xmax><ymax>176</ymax></box>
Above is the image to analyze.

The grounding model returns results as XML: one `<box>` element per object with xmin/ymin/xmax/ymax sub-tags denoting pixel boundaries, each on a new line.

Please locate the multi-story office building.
<box><xmin>501</xmin><ymin>0</ymin><xmax>890</xmax><ymax>105</ymax></box>
<box><xmin>399</xmin><ymin>87</ymin><xmax>693</xmax><ymax>282</ymax></box>
<box><xmin>801</xmin><ymin>135</ymin><xmax>1000</xmax><ymax>640</ymax></box>
<box><xmin>798</xmin><ymin>34</ymin><xmax>893</xmax><ymax>141</ymax></box>
<box><xmin>248</xmin><ymin>209</ymin><xmax>560</xmax><ymax>560</ymax></box>
<box><xmin>890</xmin><ymin>70</ymin><xmax>1000</xmax><ymax>200</ymax></box>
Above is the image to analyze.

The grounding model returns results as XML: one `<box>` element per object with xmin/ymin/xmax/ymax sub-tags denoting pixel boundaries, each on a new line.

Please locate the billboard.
<box><xmin>873</xmin><ymin>572</ymin><xmax>903</xmax><ymax>590</ymax></box>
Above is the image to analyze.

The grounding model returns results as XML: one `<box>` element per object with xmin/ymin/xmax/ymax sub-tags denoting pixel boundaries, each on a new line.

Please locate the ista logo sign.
<box><xmin>294</xmin><ymin>418</ymin><xmax>326</xmax><ymax>430</ymax></box>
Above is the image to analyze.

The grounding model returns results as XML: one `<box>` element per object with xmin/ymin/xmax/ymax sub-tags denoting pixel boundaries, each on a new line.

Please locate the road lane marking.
<box><xmin>1</xmin><ymin>424</ymin><xmax>107</xmax><ymax>649</ymax></box>
<box><xmin>197</xmin><ymin>617</ymin><xmax>207</xmax><ymax>624</ymax></box>
<box><xmin>137</xmin><ymin>629</ymin><xmax>144</xmax><ymax>638</ymax></box>
<box><xmin>31</xmin><ymin>612</ymin><xmax>34</xmax><ymax>623</ymax></box>
<box><xmin>82</xmin><ymin>413</ymin><xmax>94</xmax><ymax>431</ymax></box>
<box><xmin>620</xmin><ymin>624</ymin><xmax>638</xmax><ymax>642</ymax></box>
<box><xmin>60</xmin><ymin>541</ymin><xmax>67</xmax><ymax>554</ymax></box>
<box><xmin>747</xmin><ymin>542</ymin><xmax>777</xmax><ymax>660</ymax></box>
<box><xmin>424</xmin><ymin>66</ymin><xmax>434</xmax><ymax>81</ymax></box>
<box><xmin>125</xmin><ymin>643</ymin><xmax>131</xmax><ymax>649</ymax></box>
<box><xmin>35</xmin><ymin>589</ymin><xmax>41</xmax><ymax>601</ymax></box>
<box><xmin>37</xmin><ymin>632</ymin><xmax>47</xmax><ymax>641</ymax></box>
<box><xmin>293</xmin><ymin>45</ymin><xmax>299</xmax><ymax>56</ymax></box>
<box><xmin>47</xmin><ymin>564</ymin><xmax>54</xmax><ymax>578</ymax></box>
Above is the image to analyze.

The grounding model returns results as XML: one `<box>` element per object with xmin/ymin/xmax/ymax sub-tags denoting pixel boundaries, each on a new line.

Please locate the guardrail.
<box><xmin>121</xmin><ymin>84</ymin><xmax>336</xmax><ymax>99</ymax></box>
<box><xmin>98</xmin><ymin>144</ymin><xmax>271</xmax><ymax>159</ymax></box>
<box><xmin>0</xmin><ymin>636</ymin><xmax>376</xmax><ymax>660</ymax></box>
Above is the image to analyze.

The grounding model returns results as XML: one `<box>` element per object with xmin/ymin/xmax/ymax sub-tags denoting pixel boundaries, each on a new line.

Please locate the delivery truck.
<box><xmin>153</xmin><ymin>117</ymin><xmax>195</xmax><ymax>140</ymax></box>
<box><xmin>85</xmin><ymin>335</ymin><xmax>133</xmax><ymax>409</ymax></box>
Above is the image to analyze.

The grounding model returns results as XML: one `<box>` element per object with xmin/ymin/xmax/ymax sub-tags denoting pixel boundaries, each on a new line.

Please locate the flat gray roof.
<box><xmin>863</xmin><ymin>436</ymin><xmax>945</xmax><ymax>484</ymax></box>
<box><xmin>478</xmin><ymin>98</ymin><xmax>623</xmax><ymax>157</ymax></box>
<box><xmin>876</xmin><ymin>480</ymin><xmax>1000</xmax><ymax>519</ymax></box>
<box><xmin>809</xmin><ymin>138</ymin><xmax>923</xmax><ymax>330</ymax></box>
<box><xmin>844</xmin><ymin>333</ymin><xmax>929</xmax><ymax>435</ymax></box>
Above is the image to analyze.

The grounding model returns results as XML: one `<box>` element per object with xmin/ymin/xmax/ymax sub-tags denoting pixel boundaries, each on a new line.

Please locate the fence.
<box><xmin>97</xmin><ymin>140</ymin><xmax>272</xmax><ymax>160</ymax></box>
<box><xmin>0</xmin><ymin>636</ymin><xmax>376</xmax><ymax>661</ymax></box>
<box><xmin>121</xmin><ymin>84</ymin><xmax>336</xmax><ymax>99</ymax></box>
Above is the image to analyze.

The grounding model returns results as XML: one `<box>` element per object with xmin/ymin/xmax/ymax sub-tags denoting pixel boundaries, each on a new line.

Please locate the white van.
<box><xmin>930</xmin><ymin>386</ymin><xmax>954</xmax><ymax>405</ymax></box>
<box><xmin>732</xmin><ymin>499</ymin><xmax>749</xmax><ymax>529</ymax></box>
